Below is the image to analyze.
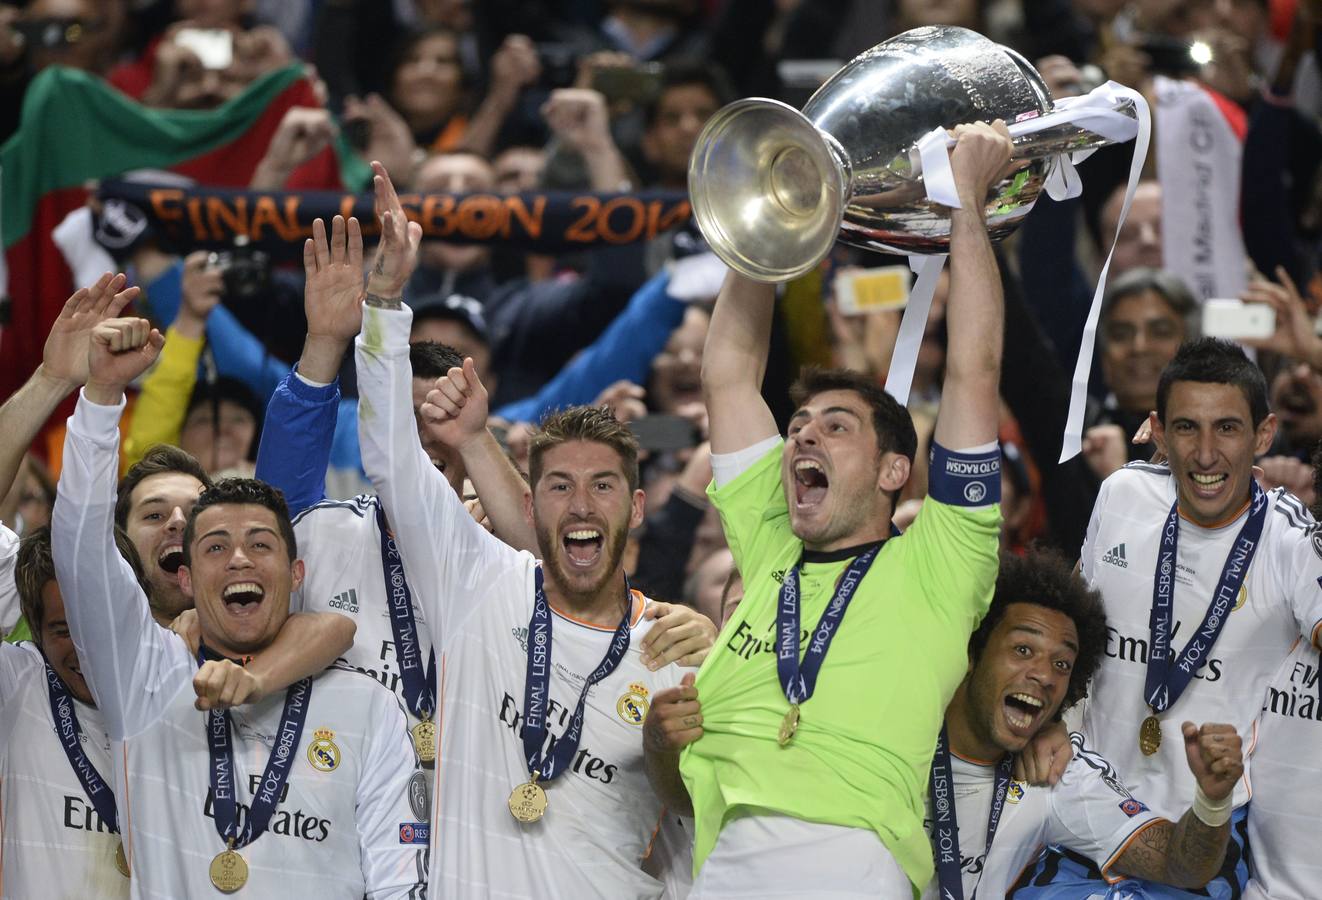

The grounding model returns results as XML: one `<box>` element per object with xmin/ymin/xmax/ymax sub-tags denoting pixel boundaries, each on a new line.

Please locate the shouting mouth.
<box><xmin>562</xmin><ymin>528</ymin><xmax>604</xmax><ymax>569</ymax></box>
<box><xmin>1003</xmin><ymin>691</ymin><xmax>1046</xmax><ymax>735</ymax></box>
<box><xmin>222</xmin><ymin>581</ymin><xmax>265</xmax><ymax>616</ymax></box>
<box><xmin>157</xmin><ymin>544</ymin><xmax>184</xmax><ymax>575</ymax></box>
<box><xmin>793</xmin><ymin>458</ymin><xmax>829</xmax><ymax>509</ymax></box>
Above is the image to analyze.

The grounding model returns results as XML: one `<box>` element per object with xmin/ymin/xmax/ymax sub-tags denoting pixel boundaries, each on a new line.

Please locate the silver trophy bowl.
<box><xmin>689</xmin><ymin>25</ymin><xmax>1136</xmax><ymax>282</ymax></box>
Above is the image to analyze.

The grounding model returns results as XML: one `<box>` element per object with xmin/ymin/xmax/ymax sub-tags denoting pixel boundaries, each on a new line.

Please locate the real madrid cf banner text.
<box><xmin>96</xmin><ymin>180</ymin><xmax>692</xmax><ymax>260</ymax></box>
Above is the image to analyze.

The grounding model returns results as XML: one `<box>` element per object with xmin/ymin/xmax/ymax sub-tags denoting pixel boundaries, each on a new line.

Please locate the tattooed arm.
<box><xmin>1110</xmin><ymin>723</ymin><xmax>1241</xmax><ymax>887</ymax></box>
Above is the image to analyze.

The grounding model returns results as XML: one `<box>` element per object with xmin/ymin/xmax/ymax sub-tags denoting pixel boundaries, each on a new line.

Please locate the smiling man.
<box><xmin>351</xmin><ymin>162</ymin><xmax>716</xmax><ymax>898</ymax></box>
<box><xmin>641</xmin><ymin>122</ymin><xmax>1012</xmax><ymax>898</ymax></box>
<box><xmin>926</xmin><ymin>551</ymin><xmax>1241</xmax><ymax>899</ymax></box>
<box><xmin>49</xmin><ymin>317</ymin><xmax>430</xmax><ymax>897</ymax></box>
<box><xmin>1018</xmin><ymin>337</ymin><xmax>1322</xmax><ymax>900</ymax></box>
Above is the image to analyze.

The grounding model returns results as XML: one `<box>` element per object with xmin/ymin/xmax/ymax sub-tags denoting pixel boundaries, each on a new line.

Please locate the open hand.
<box><xmin>304</xmin><ymin>215</ymin><xmax>365</xmax><ymax>342</ymax></box>
<box><xmin>365</xmin><ymin>161</ymin><xmax>422</xmax><ymax>297</ymax></box>
<box><xmin>42</xmin><ymin>273</ymin><xmax>140</xmax><ymax>389</ymax></box>
<box><xmin>640</xmin><ymin>602</ymin><xmax>717</xmax><ymax>669</ymax></box>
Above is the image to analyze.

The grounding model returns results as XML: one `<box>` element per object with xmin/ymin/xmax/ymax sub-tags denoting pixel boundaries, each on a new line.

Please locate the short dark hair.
<box><xmin>970</xmin><ymin>550</ymin><xmax>1107</xmax><ymax>714</ymax></box>
<box><xmin>182</xmin><ymin>478</ymin><xmax>297</xmax><ymax>565</ymax></box>
<box><xmin>789</xmin><ymin>367</ymin><xmax>918</xmax><ymax>462</ymax></box>
<box><xmin>529</xmin><ymin>406</ymin><xmax>640</xmax><ymax>492</ymax></box>
<box><xmin>116</xmin><ymin>445</ymin><xmax>213</xmax><ymax>529</ymax></box>
<box><xmin>644</xmin><ymin>61</ymin><xmax>734</xmax><ymax>127</ymax></box>
<box><xmin>1100</xmin><ymin>267</ymin><xmax>1198</xmax><ymax>344</ymax></box>
<box><xmin>17</xmin><ymin>526</ymin><xmax>150</xmax><ymax>640</ymax></box>
<box><xmin>1156</xmin><ymin>338</ymin><xmax>1270</xmax><ymax>427</ymax></box>
<box><xmin>410</xmin><ymin>340</ymin><xmax>465</xmax><ymax>382</ymax></box>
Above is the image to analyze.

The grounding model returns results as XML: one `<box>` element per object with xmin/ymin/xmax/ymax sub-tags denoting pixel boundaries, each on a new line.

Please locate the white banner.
<box><xmin>1155</xmin><ymin>74</ymin><xmax>1247</xmax><ymax>303</ymax></box>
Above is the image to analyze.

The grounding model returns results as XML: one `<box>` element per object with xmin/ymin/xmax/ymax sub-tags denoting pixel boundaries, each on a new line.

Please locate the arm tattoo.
<box><xmin>364</xmin><ymin>292</ymin><xmax>404</xmax><ymax>310</ymax></box>
<box><xmin>1113</xmin><ymin>811</ymin><xmax>1229</xmax><ymax>889</ymax></box>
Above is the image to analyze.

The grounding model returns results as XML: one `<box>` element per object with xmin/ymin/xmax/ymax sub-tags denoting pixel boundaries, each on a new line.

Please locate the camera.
<box><xmin>207</xmin><ymin>238</ymin><xmax>271</xmax><ymax>303</ymax></box>
<box><xmin>536</xmin><ymin>43</ymin><xmax>578</xmax><ymax>90</ymax></box>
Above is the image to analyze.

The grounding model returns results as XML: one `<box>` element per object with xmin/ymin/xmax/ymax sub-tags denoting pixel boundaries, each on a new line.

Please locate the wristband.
<box><xmin>1192</xmin><ymin>784</ymin><xmax>1232</xmax><ymax>827</ymax></box>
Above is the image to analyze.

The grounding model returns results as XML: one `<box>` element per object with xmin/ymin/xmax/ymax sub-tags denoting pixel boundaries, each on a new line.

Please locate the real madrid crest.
<box><xmin>616</xmin><ymin>682</ymin><xmax>650</xmax><ymax>725</ymax></box>
<box><xmin>307</xmin><ymin>727</ymin><xmax>340</xmax><ymax>772</ymax></box>
<box><xmin>1006</xmin><ymin>781</ymin><xmax>1026</xmax><ymax>804</ymax></box>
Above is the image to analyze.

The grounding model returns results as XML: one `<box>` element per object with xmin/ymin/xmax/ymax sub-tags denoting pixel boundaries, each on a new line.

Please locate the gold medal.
<box><xmin>412</xmin><ymin>719</ymin><xmax>436</xmax><ymax>765</ymax></box>
<box><xmin>209</xmin><ymin>846</ymin><xmax>248</xmax><ymax>893</ymax></box>
<box><xmin>114</xmin><ymin>840</ymin><xmax>130</xmax><ymax>878</ymax></box>
<box><xmin>778</xmin><ymin>703</ymin><xmax>800</xmax><ymax>747</ymax></box>
<box><xmin>1139</xmin><ymin>714</ymin><xmax>1162</xmax><ymax>756</ymax></box>
<box><xmin>508</xmin><ymin>778</ymin><xmax>549</xmax><ymax>824</ymax></box>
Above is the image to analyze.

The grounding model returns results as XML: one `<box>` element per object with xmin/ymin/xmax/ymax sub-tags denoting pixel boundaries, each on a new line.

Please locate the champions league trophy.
<box><xmin>688</xmin><ymin>26</ymin><xmax>1142</xmax><ymax>283</ymax></box>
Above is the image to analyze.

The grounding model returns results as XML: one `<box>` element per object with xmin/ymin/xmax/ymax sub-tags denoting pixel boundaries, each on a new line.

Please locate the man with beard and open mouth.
<box><xmin>50</xmin><ymin>314</ymin><xmax>429</xmax><ymax>897</ymax></box>
<box><xmin>640</xmin><ymin>122</ymin><xmax>1012</xmax><ymax>899</ymax></box>
<box><xmin>353</xmin><ymin>177</ymin><xmax>717</xmax><ymax>893</ymax></box>
<box><xmin>923</xmin><ymin>550</ymin><xmax>1241</xmax><ymax>900</ymax></box>
<box><xmin>1017</xmin><ymin>338</ymin><xmax>1322</xmax><ymax>900</ymax></box>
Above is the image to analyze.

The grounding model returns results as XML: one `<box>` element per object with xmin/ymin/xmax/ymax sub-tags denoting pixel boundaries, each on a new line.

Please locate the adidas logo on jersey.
<box><xmin>1102</xmin><ymin>544</ymin><xmax>1128</xmax><ymax>568</ymax></box>
<box><xmin>329</xmin><ymin>588</ymin><xmax>359</xmax><ymax>613</ymax></box>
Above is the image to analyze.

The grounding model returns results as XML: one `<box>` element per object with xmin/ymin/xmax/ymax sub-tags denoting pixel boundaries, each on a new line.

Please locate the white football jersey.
<box><xmin>1079</xmin><ymin>463</ymin><xmax>1322</xmax><ymax>816</ymax></box>
<box><xmin>357</xmin><ymin>304</ymin><xmax>689</xmax><ymax>899</ymax></box>
<box><xmin>51</xmin><ymin>391</ymin><xmax>431</xmax><ymax>900</ymax></box>
<box><xmin>0</xmin><ymin>642</ymin><xmax>127</xmax><ymax>899</ymax></box>
<box><xmin>291</xmin><ymin>494</ymin><xmax>437</xmax><ymax>733</ymax></box>
<box><xmin>0</xmin><ymin>524</ymin><xmax>18</xmax><ymax>635</ymax></box>
<box><xmin>1244</xmin><ymin>641</ymin><xmax>1322</xmax><ymax>900</ymax></box>
<box><xmin>919</xmin><ymin>735</ymin><xmax>1166</xmax><ymax>900</ymax></box>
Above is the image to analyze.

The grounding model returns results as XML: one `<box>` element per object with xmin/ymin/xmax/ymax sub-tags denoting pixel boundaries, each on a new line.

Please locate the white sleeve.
<box><xmin>50</xmin><ymin>390</ymin><xmax>193</xmax><ymax>741</ymax></box>
<box><xmin>1079</xmin><ymin>475</ymin><xmax>1111</xmax><ymax>582</ymax></box>
<box><xmin>356</xmin><ymin>303</ymin><xmax>527</xmax><ymax>638</ymax></box>
<box><xmin>0</xmin><ymin>523</ymin><xmax>19</xmax><ymax>634</ymax></box>
<box><xmin>1045</xmin><ymin>737</ymin><xmax>1168</xmax><ymax>877</ymax></box>
<box><xmin>1278</xmin><ymin>504</ymin><xmax>1322</xmax><ymax>646</ymax></box>
<box><xmin>711</xmin><ymin>434</ymin><xmax>783</xmax><ymax>489</ymax></box>
<box><xmin>0</xmin><ymin>642</ymin><xmax>39</xmax><ymax>712</ymax></box>
<box><xmin>356</xmin><ymin>687</ymin><xmax>429</xmax><ymax>899</ymax></box>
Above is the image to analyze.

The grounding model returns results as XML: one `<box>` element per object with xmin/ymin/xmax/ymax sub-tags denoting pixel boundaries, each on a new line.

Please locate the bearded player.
<box><xmin>353</xmin><ymin>168</ymin><xmax>716</xmax><ymax>894</ymax></box>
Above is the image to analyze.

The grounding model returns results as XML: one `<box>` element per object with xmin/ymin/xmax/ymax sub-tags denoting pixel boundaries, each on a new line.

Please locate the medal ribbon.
<box><xmin>1145</xmin><ymin>480</ymin><xmax>1267</xmax><ymax>713</ymax></box>
<box><xmin>519</xmin><ymin>567</ymin><xmax>632</xmax><ymax>781</ymax></box>
<box><xmin>776</xmin><ymin>545</ymin><xmax>879</xmax><ymax>706</ymax></box>
<box><xmin>202</xmin><ymin>649</ymin><xmax>312</xmax><ymax>850</ymax></box>
<box><xmin>376</xmin><ymin>505</ymin><xmax>436</xmax><ymax>721</ymax></box>
<box><xmin>44</xmin><ymin>661</ymin><xmax>119</xmax><ymax>834</ymax></box>
<box><xmin>928</xmin><ymin>725</ymin><xmax>1013</xmax><ymax>900</ymax></box>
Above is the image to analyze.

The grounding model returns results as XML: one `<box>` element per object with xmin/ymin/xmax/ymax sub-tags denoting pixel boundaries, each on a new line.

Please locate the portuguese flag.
<box><xmin>0</xmin><ymin>64</ymin><xmax>371</xmax><ymax>398</ymax></box>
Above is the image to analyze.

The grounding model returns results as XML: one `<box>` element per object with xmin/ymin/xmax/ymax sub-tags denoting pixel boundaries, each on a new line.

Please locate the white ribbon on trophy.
<box><xmin>885</xmin><ymin>80</ymin><xmax>1151</xmax><ymax>462</ymax></box>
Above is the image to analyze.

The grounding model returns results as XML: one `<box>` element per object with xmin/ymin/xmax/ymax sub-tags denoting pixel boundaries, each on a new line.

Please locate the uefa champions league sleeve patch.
<box><xmin>1119</xmin><ymin>798</ymin><xmax>1149</xmax><ymax>817</ymax></box>
<box><xmin>928</xmin><ymin>442</ymin><xmax>1001</xmax><ymax>507</ymax></box>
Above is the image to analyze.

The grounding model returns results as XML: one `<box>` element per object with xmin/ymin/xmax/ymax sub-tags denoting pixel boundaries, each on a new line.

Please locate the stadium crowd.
<box><xmin>0</xmin><ymin>0</ymin><xmax>1321</xmax><ymax>897</ymax></box>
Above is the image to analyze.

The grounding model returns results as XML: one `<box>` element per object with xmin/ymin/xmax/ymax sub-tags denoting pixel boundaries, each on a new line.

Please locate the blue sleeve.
<box><xmin>493</xmin><ymin>270</ymin><xmax>685</xmax><ymax>423</ymax></box>
<box><xmin>255</xmin><ymin>368</ymin><xmax>340</xmax><ymax>516</ymax></box>
<box><xmin>141</xmin><ymin>260</ymin><xmax>289</xmax><ymax>400</ymax></box>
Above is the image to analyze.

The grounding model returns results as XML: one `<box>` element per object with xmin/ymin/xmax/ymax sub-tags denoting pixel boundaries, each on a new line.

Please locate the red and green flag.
<box><xmin>0</xmin><ymin>63</ymin><xmax>370</xmax><ymax>398</ymax></box>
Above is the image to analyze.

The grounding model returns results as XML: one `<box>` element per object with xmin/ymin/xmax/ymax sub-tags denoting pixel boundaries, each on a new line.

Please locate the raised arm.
<box><xmin>255</xmin><ymin>215</ymin><xmax>366</xmax><ymax>514</ymax></box>
<box><xmin>931</xmin><ymin>122</ymin><xmax>1012</xmax><ymax>451</ymax></box>
<box><xmin>0</xmin><ymin>274</ymin><xmax>138</xmax><ymax>502</ymax></box>
<box><xmin>422</xmin><ymin>358</ymin><xmax>537</xmax><ymax>553</ymax></box>
<box><xmin>701</xmin><ymin>272</ymin><xmax>780</xmax><ymax>454</ymax></box>
<box><xmin>53</xmin><ymin>315</ymin><xmax>192</xmax><ymax>740</ymax></box>
<box><xmin>1110</xmin><ymin>723</ymin><xmax>1240</xmax><ymax>887</ymax></box>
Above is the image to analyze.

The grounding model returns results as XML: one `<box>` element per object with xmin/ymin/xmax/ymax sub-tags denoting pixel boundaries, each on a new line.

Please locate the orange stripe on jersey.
<box><xmin>550</xmin><ymin>592</ymin><xmax>645</xmax><ymax>631</ymax></box>
<box><xmin>1179</xmin><ymin>498</ymin><xmax>1250</xmax><ymax>529</ymax></box>
<box><xmin>1311</xmin><ymin>618</ymin><xmax>1322</xmax><ymax>652</ymax></box>
<box><xmin>1101</xmin><ymin>817</ymin><xmax>1168</xmax><ymax>883</ymax></box>
<box><xmin>642</xmin><ymin>807</ymin><xmax>666</xmax><ymax>862</ymax></box>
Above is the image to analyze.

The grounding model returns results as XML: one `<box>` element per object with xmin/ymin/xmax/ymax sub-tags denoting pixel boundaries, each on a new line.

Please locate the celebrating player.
<box><xmin>352</xmin><ymin>161</ymin><xmax>716</xmax><ymax>898</ymax></box>
<box><xmin>644</xmin><ymin>122</ymin><xmax>1012</xmax><ymax>898</ymax></box>
<box><xmin>925</xmin><ymin>551</ymin><xmax>1240</xmax><ymax>898</ymax></box>
<box><xmin>1020</xmin><ymin>338</ymin><xmax>1322</xmax><ymax>898</ymax></box>
<box><xmin>50</xmin><ymin>315</ymin><xmax>429</xmax><ymax>896</ymax></box>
